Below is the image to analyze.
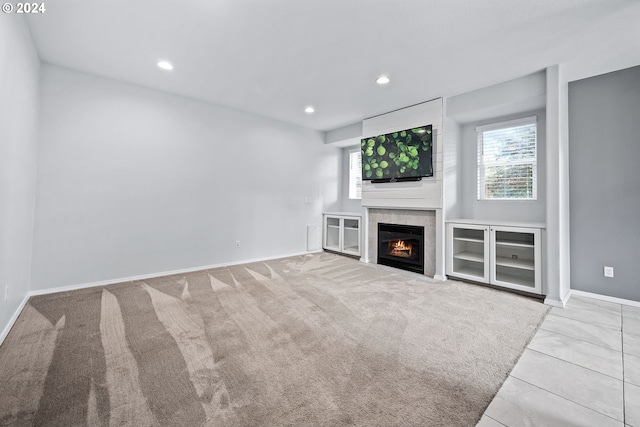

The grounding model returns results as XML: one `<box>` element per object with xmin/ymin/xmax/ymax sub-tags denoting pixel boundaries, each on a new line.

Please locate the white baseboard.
<box><xmin>29</xmin><ymin>250</ymin><xmax>317</xmax><ymax>298</ymax></box>
<box><xmin>433</xmin><ymin>274</ymin><xmax>447</xmax><ymax>281</ymax></box>
<box><xmin>0</xmin><ymin>294</ymin><xmax>30</xmax><ymax>347</ymax></box>
<box><xmin>1</xmin><ymin>250</ymin><xmax>319</xmax><ymax>347</ymax></box>
<box><xmin>543</xmin><ymin>297</ymin><xmax>566</xmax><ymax>308</ymax></box>
<box><xmin>569</xmin><ymin>289</ymin><xmax>640</xmax><ymax>308</ymax></box>
<box><xmin>544</xmin><ymin>289</ymin><xmax>571</xmax><ymax>308</ymax></box>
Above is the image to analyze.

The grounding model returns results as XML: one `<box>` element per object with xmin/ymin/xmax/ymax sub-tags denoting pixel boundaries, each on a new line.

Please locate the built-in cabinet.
<box><xmin>323</xmin><ymin>213</ymin><xmax>361</xmax><ymax>257</ymax></box>
<box><xmin>446</xmin><ymin>221</ymin><xmax>543</xmax><ymax>295</ymax></box>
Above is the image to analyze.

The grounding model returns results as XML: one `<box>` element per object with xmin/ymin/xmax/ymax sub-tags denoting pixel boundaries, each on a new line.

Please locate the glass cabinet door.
<box><xmin>490</xmin><ymin>226</ymin><xmax>541</xmax><ymax>293</ymax></box>
<box><xmin>342</xmin><ymin>218</ymin><xmax>360</xmax><ymax>256</ymax></box>
<box><xmin>446</xmin><ymin>223</ymin><xmax>490</xmax><ymax>282</ymax></box>
<box><xmin>324</xmin><ymin>216</ymin><xmax>341</xmax><ymax>252</ymax></box>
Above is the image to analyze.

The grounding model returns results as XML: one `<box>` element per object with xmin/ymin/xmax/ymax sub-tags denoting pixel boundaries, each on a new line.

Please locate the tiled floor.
<box><xmin>477</xmin><ymin>295</ymin><xmax>640</xmax><ymax>427</ymax></box>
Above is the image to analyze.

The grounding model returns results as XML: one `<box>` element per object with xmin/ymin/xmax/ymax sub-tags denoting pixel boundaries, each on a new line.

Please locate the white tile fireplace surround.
<box><xmin>367</xmin><ymin>208</ymin><xmax>436</xmax><ymax>277</ymax></box>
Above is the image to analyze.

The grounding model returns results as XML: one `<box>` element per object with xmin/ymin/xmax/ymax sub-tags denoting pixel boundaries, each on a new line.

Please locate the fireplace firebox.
<box><xmin>378</xmin><ymin>223</ymin><xmax>424</xmax><ymax>274</ymax></box>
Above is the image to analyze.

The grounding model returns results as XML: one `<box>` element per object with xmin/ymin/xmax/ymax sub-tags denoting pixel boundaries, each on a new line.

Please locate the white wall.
<box><xmin>31</xmin><ymin>65</ymin><xmax>341</xmax><ymax>291</ymax></box>
<box><xmin>446</xmin><ymin>71</ymin><xmax>546</xmax><ymax>124</ymax></box>
<box><xmin>325</xmin><ymin>122</ymin><xmax>362</xmax><ymax>145</ymax></box>
<box><xmin>0</xmin><ymin>15</ymin><xmax>40</xmax><ymax>339</ymax></box>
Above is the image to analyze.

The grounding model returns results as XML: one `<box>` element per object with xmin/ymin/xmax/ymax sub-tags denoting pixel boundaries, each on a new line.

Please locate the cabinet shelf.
<box><xmin>495</xmin><ymin>256</ymin><xmax>534</xmax><ymax>271</ymax></box>
<box><xmin>454</xmin><ymin>237</ymin><xmax>484</xmax><ymax>243</ymax></box>
<box><xmin>453</xmin><ymin>251</ymin><xmax>484</xmax><ymax>263</ymax></box>
<box><xmin>453</xmin><ymin>264</ymin><xmax>485</xmax><ymax>278</ymax></box>
<box><xmin>495</xmin><ymin>240</ymin><xmax>534</xmax><ymax>248</ymax></box>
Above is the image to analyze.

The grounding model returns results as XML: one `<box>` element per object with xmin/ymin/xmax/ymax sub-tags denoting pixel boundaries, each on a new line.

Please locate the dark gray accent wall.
<box><xmin>569</xmin><ymin>65</ymin><xmax>640</xmax><ymax>302</ymax></box>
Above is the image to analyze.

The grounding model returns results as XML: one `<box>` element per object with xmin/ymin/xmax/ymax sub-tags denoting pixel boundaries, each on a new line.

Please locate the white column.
<box><xmin>545</xmin><ymin>65</ymin><xmax>571</xmax><ymax>306</ymax></box>
<box><xmin>361</xmin><ymin>207</ymin><xmax>369</xmax><ymax>263</ymax></box>
<box><xmin>434</xmin><ymin>208</ymin><xmax>446</xmax><ymax>281</ymax></box>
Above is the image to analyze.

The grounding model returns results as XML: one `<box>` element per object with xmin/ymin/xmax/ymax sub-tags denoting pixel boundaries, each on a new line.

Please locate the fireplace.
<box><xmin>378</xmin><ymin>223</ymin><xmax>424</xmax><ymax>274</ymax></box>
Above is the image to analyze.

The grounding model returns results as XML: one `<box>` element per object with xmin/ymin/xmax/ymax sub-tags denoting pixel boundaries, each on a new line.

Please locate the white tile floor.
<box><xmin>477</xmin><ymin>295</ymin><xmax>640</xmax><ymax>427</ymax></box>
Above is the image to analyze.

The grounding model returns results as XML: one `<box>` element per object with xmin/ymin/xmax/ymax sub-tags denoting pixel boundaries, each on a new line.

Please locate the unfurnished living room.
<box><xmin>1</xmin><ymin>1</ymin><xmax>640</xmax><ymax>426</ymax></box>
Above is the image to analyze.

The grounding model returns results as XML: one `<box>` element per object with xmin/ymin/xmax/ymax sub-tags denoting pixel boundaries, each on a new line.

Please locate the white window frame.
<box><xmin>348</xmin><ymin>149</ymin><xmax>362</xmax><ymax>200</ymax></box>
<box><xmin>476</xmin><ymin>116</ymin><xmax>537</xmax><ymax>201</ymax></box>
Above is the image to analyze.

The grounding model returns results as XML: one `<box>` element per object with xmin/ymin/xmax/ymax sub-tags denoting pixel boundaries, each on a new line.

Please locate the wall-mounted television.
<box><xmin>361</xmin><ymin>125</ymin><xmax>433</xmax><ymax>182</ymax></box>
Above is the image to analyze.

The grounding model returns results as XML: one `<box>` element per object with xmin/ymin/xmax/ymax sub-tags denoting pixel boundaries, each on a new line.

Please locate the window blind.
<box><xmin>477</xmin><ymin>117</ymin><xmax>537</xmax><ymax>200</ymax></box>
<box><xmin>349</xmin><ymin>150</ymin><xmax>362</xmax><ymax>200</ymax></box>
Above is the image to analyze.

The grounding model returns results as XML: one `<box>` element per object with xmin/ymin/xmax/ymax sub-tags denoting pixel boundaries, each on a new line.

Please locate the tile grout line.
<box><xmin>550</xmin><ymin>311</ymin><xmax>622</xmax><ymax>332</ymax></box>
<box><xmin>539</xmin><ymin>323</ymin><xmax>622</xmax><ymax>352</ymax></box>
<box><xmin>561</xmin><ymin>299</ymin><xmax>620</xmax><ymax>310</ymax></box>
<box><xmin>505</xmin><ymin>373</ymin><xmax>624</xmax><ymax>424</ymax></box>
<box><xmin>484</xmin><ymin>414</ymin><xmax>507</xmax><ymax>426</ymax></box>
<box><xmin>546</xmin><ymin>311</ymin><xmax>621</xmax><ymax>328</ymax></box>
<box><xmin>525</xmin><ymin>347</ymin><xmax>624</xmax><ymax>382</ymax></box>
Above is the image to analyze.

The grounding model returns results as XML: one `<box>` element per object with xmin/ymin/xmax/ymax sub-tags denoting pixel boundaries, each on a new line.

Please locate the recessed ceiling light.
<box><xmin>157</xmin><ymin>61</ymin><xmax>173</xmax><ymax>71</ymax></box>
<box><xmin>304</xmin><ymin>106</ymin><xmax>315</xmax><ymax>114</ymax></box>
<box><xmin>376</xmin><ymin>75</ymin><xmax>390</xmax><ymax>85</ymax></box>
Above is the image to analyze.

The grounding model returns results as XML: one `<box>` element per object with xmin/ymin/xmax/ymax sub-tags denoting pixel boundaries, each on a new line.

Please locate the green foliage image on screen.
<box><xmin>361</xmin><ymin>125</ymin><xmax>433</xmax><ymax>180</ymax></box>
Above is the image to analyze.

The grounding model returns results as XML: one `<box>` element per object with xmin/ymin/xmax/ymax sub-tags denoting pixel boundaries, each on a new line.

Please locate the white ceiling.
<box><xmin>25</xmin><ymin>0</ymin><xmax>640</xmax><ymax>132</ymax></box>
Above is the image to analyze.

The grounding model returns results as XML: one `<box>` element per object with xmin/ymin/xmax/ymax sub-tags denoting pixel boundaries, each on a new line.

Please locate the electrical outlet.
<box><xmin>235</xmin><ymin>240</ymin><xmax>240</xmax><ymax>248</ymax></box>
<box><xmin>4</xmin><ymin>286</ymin><xmax>8</xmax><ymax>302</ymax></box>
<box><xmin>604</xmin><ymin>266</ymin><xmax>614</xmax><ymax>278</ymax></box>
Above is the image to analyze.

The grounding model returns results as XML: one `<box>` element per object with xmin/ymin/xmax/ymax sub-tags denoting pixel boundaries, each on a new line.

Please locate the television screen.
<box><xmin>361</xmin><ymin>125</ymin><xmax>433</xmax><ymax>181</ymax></box>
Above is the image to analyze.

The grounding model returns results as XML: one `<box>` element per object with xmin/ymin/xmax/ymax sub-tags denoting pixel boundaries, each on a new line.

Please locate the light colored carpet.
<box><xmin>0</xmin><ymin>252</ymin><xmax>548</xmax><ymax>426</ymax></box>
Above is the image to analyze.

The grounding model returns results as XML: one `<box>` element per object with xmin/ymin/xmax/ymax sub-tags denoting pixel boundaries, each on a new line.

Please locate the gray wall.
<box><xmin>569</xmin><ymin>65</ymin><xmax>640</xmax><ymax>302</ymax></box>
<box><xmin>31</xmin><ymin>64</ymin><xmax>341</xmax><ymax>291</ymax></box>
<box><xmin>459</xmin><ymin>109</ymin><xmax>547</xmax><ymax>223</ymax></box>
<box><xmin>0</xmin><ymin>15</ymin><xmax>40</xmax><ymax>339</ymax></box>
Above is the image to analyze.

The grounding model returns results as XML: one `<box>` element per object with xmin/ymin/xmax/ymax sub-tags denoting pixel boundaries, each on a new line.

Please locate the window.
<box><xmin>349</xmin><ymin>150</ymin><xmax>362</xmax><ymax>200</ymax></box>
<box><xmin>477</xmin><ymin>116</ymin><xmax>537</xmax><ymax>200</ymax></box>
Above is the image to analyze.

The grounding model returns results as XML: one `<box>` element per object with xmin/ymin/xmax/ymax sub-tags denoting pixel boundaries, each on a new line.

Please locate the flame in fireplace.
<box><xmin>389</xmin><ymin>240</ymin><xmax>413</xmax><ymax>258</ymax></box>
